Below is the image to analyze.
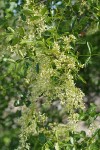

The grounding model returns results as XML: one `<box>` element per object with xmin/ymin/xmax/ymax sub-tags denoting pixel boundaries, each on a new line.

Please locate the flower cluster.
<box><xmin>5</xmin><ymin>1</ymin><xmax>85</xmax><ymax>149</ymax></box>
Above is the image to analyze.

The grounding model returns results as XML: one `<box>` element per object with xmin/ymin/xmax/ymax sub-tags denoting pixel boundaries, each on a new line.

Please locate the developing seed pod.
<box><xmin>36</xmin><ymin>63</ymin><xmax>39</xmax><ymax>73</ymax></box>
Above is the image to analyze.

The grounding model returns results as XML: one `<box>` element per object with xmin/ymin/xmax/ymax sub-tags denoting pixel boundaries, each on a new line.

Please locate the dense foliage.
<box><xmin>0</xmin><ymin>0</ymin><xmax>100</xmax><ymax>150</ymax></box>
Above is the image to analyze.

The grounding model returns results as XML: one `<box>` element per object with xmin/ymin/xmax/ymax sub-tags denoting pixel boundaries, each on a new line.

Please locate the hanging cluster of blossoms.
<box><xmin>3</xmin><ymin>1</ymin><xmax>86</xmax><ymax>150</ymax></box>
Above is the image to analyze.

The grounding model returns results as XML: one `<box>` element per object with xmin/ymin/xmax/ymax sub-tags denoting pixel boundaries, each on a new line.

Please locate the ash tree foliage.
<box><xmin>0</xmin><ymin>0</ymin><xmax>100</xmax><ymax>150</ymax></box>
